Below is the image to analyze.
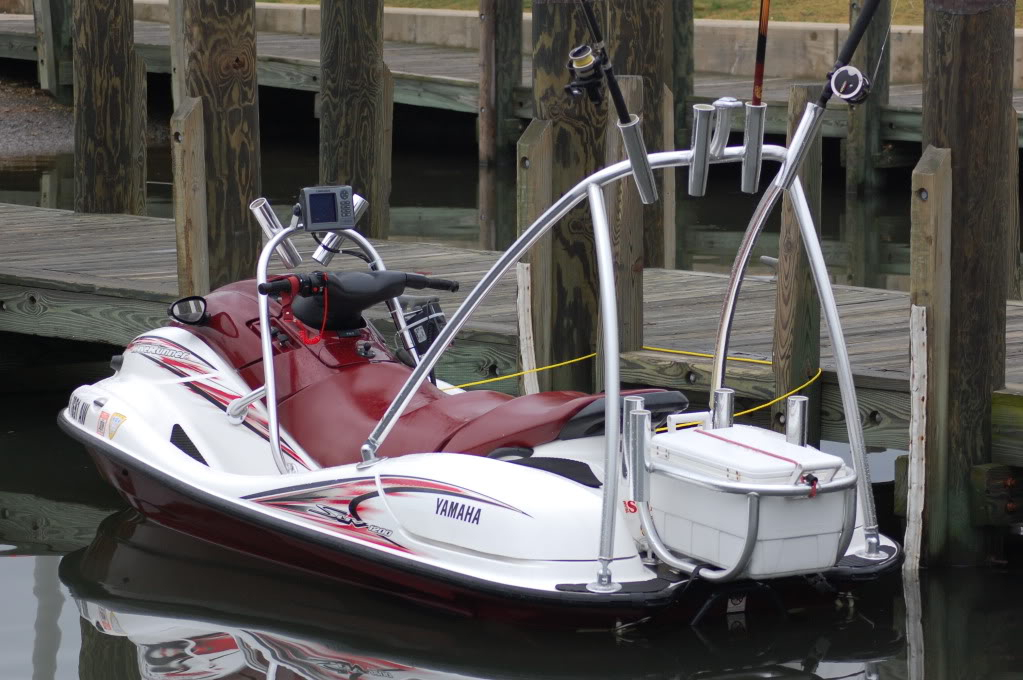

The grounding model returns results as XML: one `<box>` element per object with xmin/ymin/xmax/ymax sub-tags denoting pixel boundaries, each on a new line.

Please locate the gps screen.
<box><xmin>308</xmin><ymin>192</ymin><xmax>338</xmax><ymax>225</ymax></box>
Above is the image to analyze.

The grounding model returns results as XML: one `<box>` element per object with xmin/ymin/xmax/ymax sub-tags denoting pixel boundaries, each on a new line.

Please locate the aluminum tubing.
<box><xmin>588</xmin><ymin>182</ymin><xmax>623</xmax><ymax>591</ymax></box>
<box><xmin>740</xmin><ymin>102</ymin><xmax>767</xmax><ymax>194</ymax></box>
<box><xmin>688</xmin><ymin>104</ymin><xmax>715</xmax><ymax>196</ymax></box>
<box><xmin>711</xmin><ymin>388</ymin><xmax>735</xmax><ymax>429</ymax></box>
<box><xmin>629</xmin><ymin>407</ymin><xmax>651</xmax><ymax>503</ymax></box>
<box><xmin>789</xmin><ymin>177</ymin><xmax>880</xmax><ymax>555</ymax></box>
<box><xmin>709</xmin><ymin>97</ymin><xmax>742</xmax><ymax>159</ymax></box>
<box><xmin>250</xmin><ymin>198</ymin><xmax>302</xmax><ymax>269</ymax></box>
<box><xmin>786</xmin><ymin>395</ymin><xmax>808</xmax><ymax>446</ymax></box>
<box><xmin>617</xmin><ymin>114</ymin><xmax>658</xmax><ymax>205</ymax></box>
<box><xmin>622</xmin><ymin>395</ymin><xmax>645</xmax><ymax>480</ymax></box>
<box><xmin>255</xmin><ymin>225</ymin><xmax>303</xmax><ymax>474</ymax></box>
<box><xmin>311</xmin><ymin>194</ymin><xmax>369</xmax><ymax>266</ymax></box>
<box><xmin>650</xmin><ymin>460</ymin><xmax>858</xmax><ymax>497</ymax></box>
<box><xmin>772</xmin><ymin>103</ymin><xmax>826</xmax><ymax>192</ymax></box>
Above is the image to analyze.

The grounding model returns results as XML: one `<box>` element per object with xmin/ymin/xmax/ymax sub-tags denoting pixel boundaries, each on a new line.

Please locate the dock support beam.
<box><xmin>526</xmin><ymin>0</ymin><xmax>609</xmax><ymax>392</ymax></box>
<box><xmin>671</xmin><ymin>0</ymin><xmax>694</xmax><ymax>149</ymax></box>
<box><xmin>32</xmin><ymin>0</ymin><xmax>71</xmax><ymax>103</ymax></box>
<box><xmin>773</xmin><ymin>84</ymin><xmax>822</xmax><ymax>446</ymax></box>
<box><xmin>171</xmin><ymin>96</ymin><xmax>210</xmax><ymax>297</ymax></box>
<box><xmin>845</xmin><ymin>0</ymin><xmax>890</xmax><ymax>195</ymax></box>
<box><xmin>175</xmin><ymin>0</ymin><xmax>261</xmax><ymax>289</ymax></box>
<box><xmin>609</xmin><ymin>1</ymin><xmax>675</xmax><ymax>268</ymax></box>
<box><xmin>320</xmin><ymin>0</ymin><xmax>392</xmax><ymax>240</ymax></box>
<box><xmin>922</xmin><ymin>0</ymin><xmax>1014</xmax><ymax>564</ymax></box>
<box><xmin>909</xmin><ymin>146</ymin><xmax>952</xmax><ymax>565</ymax></box>
<box><xmin>73</xmin><ymin>0</ymin><xmax>146</xmax><ymax>216</ymax></box>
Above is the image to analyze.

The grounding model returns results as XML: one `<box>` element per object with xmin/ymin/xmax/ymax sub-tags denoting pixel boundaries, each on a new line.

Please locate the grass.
<box><xmin>262</xmin><ymin>0</ymin><xmax>1023</xmax><ymax>27</ymax></box>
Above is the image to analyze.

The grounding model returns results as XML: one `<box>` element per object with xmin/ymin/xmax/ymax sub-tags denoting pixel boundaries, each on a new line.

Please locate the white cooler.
<box><xmin>647</xmin><ymin>423</ymin><xmax>854</xmax><ymax>579</ymax></box>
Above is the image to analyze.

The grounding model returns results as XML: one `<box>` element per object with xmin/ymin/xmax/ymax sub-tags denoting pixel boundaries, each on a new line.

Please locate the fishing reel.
<box><xmin>830</xmin><ymin>65</ymin><xmax>872</xmax><ymax>105</ymax></box>
<box><xmin>565</xmin><ymin>44</ymin><xmax>605</xmax><ymax>104</ymax></box>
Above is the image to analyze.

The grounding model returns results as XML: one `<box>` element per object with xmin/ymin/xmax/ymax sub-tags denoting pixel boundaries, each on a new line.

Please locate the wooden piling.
<box><xmin>171</xmin><ymin>97</ymin><xmax>210</xmax><ymax>297</ymax></box>
<box><xmin>516</xmin><ymin>119</ymin><xmax>554</xmax><ymax>392</ymax></box>
<box><xmin>609</xmin><ymin>1</ymin><xmax>674</xmax><ymax>268</ymax></box>
<box><xmin>478</xmin><ymin>0</ymin><xmax>522</xmax><ymax>162</ymax></box>
<box><xmin>177</xmin><ymin>0</ymin><xmax>261</xmax><ymax>289</ymax></box>
<box><xmin>845</xmin><ymin>0</ymin><xmax>891</xmax><ymax>194</ymax></box>
<box><xmin>922</xmin><ymin>0</ymin><xmax>1014</xmax><ymax>564</ymax></box>
<box><xmin>772</xmin><ymin>84</ymin><xmax>822</xmax><ymax>445</ymax></box>
<box><xmin>73</xmin><ymin>0</ymin><xmax>146</xmax><ymax>216</ymax></box>
<box><xmin>32</xmin><ymin>0</ymin><xmax>71</xmax><ymax>103</ymax></box>
<box><xmin>671</xmin><ymin>0</ymin><xmax>694</xmax><ymax>149</ymax></box>
<box><xmin>910</xmin><ymin>146</ymin><xmax>951</xmax><ymax>563</ymax></box>
<box><xmin>529</xmin><ymin>0</ymin><xmax>609</xmax><ymax>391</ymax></box>
<box><xmin>320</xmin><ymin>0</ymin><xmax>392</xmax><ymax>240</ymax></box>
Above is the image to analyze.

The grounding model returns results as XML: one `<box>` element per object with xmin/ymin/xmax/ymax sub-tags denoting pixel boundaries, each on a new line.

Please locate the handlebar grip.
<box><xmin>405</xmin><ymin>273</ymin><xmax>460</xmax><ymax>293</ymax></box>
<box><xmin>258</xmin><ymin>278</ymin><xmax>294</xmax><ymax>295</ymax></box>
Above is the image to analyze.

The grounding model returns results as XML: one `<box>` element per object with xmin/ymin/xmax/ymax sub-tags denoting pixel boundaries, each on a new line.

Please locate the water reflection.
<box><xmin>59</xmin><ymin>510</ymin><xmax>903</xmax><ymax>680</ymax></box>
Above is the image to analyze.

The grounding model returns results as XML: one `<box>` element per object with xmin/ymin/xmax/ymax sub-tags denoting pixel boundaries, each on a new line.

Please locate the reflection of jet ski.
<box><xmin>61</xmin><ymin>511</ymin><xmax>903</xmax><ymax>680</ymax></box>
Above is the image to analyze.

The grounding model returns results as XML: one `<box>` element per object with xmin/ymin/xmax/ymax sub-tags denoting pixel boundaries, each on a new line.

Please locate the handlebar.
<box><xmin>405</xmin><ymin>273</ymin><xmax>460</xmax><ymax>293</ymax></box>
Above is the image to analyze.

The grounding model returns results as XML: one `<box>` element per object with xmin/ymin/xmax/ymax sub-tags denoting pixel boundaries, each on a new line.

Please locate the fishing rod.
<box><xmin>565</xmin><ymin>0</ymin><xmax>658</xmax><ymax>204</ymax></box>
<box><xmin>751</xmin><ymin>0</ymin><xmax>771</xmax><ymax>105</ymax></box>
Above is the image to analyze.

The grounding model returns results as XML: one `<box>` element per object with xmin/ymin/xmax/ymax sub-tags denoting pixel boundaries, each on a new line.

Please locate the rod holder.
<box><xmin>628</xmin><ymin>407</ymin><xmax>651</xmax><ymax>503</ymax></box>
<box><xmin>711</xmin><ymin>387</ymin><xmax>735</xmax><ymax>429</ymax></box>
<box><xmin>617</xmin><ymin>114</ymin><xmax>658</xmax><ymax>205</ymax></box>
<box><xmin>250</xmin><ymin>198</ymin><xmax>302</xmax><ymax>269</ymax></box>
<box><xmin>740</xmin><ymin>102</ymin><xmax>767</xmax><ymax>194</ymax></box>
<box><xmin>688</xmin><ymin>104</ymin><xmax>715</xmax><ymax>197</ymax></box>
<box><xmin>785</xmin><ymin>395</ymin><xmax>808</xmax><ymax>446</ymax></box>
<box><xmin>311</xmin><ymin>194</ymin><xmax>370</xmax><ymax>266</ymax></box>
<box><xmin>709</xmin><ymin>97</ymin><xmax>743</xmax><ymax>158</ymax></box>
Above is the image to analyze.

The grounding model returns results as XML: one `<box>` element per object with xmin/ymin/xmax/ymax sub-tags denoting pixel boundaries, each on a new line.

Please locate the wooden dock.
<box><xmin>0</xmin><ymin>202</ymin><xmax>1020</xmax><ymax>465</ymax></box>
<box><xmin>6</xmin><ymin>14</ymin><xmax>1023</xmax><ymax>146</ymax></box>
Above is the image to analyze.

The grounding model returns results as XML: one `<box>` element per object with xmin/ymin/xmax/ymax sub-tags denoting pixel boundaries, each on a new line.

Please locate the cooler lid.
<box><xmin>650</xmin><ymin>424</ymin><xmax>844</xmax><ymax>481</ymax></box>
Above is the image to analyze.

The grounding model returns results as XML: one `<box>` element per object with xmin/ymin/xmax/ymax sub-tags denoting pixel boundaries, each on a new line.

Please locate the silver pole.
<box><xmin>711</xmin><ymin>387</ymin><xmax>735</xmax><ymax>429</ymax></box>
<box><xmin>617</xmin><ymin>114</ymin><xmax>658</xmax><ymax>205</ymax></box>
<box><xmin>586</xmin><ymin>182</ymin><xmax>623</xmax><ymax>594</ymax></box>
<box><xmin>688</xmin><ymin>104</ymin><xmax>715</xmax><ymax>196</ymax></box>
<box><xmin>785</xmin><ymin>395</ymin><xmax>808</xmax><ymax>446</ymax></box>
<box><xmin>740</xmin><ymin>102</ymin><xmax>767</xmax><ymax>194</ymax></box>
<box><xmin>254</xmin><ymin>224</ymin><xmax>302</xmax><ymax>474</ymax></box>
<box><xmin>788</xmin><ymin>177</ymin><xmax>881</xmax><ymax>556</ymax></box>
<box><xmin>311</xmin><ymin>194</ymin><xmax>369</xmax><ymax>265</ymax></box>
<box><xmin>709</xmin><ymin>96</ymin><xmax>743</xmax><ymax>158</ymax></box>
<box><xmin>628</xmin><ymin>406</ymin><xmax>651</xmax><ymax>503</ymax></box>
<box><xmin>250</xmin><ymin>198</ymin><xmax>302</xmax><ymax>269</ymax></box>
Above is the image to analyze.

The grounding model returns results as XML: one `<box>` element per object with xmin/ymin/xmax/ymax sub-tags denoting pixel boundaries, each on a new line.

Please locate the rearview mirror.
<box><xmin>168</xmin><ymin>296</ymin><xmax>208</xmax><ymax>325</ymax></box>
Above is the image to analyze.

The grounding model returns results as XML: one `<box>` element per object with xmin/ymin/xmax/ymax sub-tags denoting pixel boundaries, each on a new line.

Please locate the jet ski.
<box><xmin>58</xmin><ymin>0</ymin><xmax>899</xmax><ymax>624</ymax></box>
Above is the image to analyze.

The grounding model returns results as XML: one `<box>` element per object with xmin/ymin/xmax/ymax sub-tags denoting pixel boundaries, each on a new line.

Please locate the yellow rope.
<box><xmin>446</xmin><ymin>352</ymin><xmax>597</xmax><ymax>390</ymax></box>
<box><xmin>641</xmin><ymin>345</ymin><xmax>774</xmax><ymax>366</ymax></box>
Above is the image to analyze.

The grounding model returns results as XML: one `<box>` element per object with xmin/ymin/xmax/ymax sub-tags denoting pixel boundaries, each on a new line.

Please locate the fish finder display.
<box><xmin>300</xmin><ymin>186</ymin><xmax>356</xmax><ymax>231</ymax></box>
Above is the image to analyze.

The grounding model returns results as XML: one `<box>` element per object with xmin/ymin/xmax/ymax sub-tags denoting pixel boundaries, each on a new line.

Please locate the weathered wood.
<box><xmin>130</xmin><ymin>52</ymin><xmax>147</xmax><ymax>217</ymax></box>
<box><xmin>905</xmin><ymin>304</ymin><xmax>927</xmax><ymax>574</ymax></box>
<box><xmin>969</xmin><ymin>463</ymin><xmax>1020</xmax><ymax>526</ymax></box>
<box><xmin>32</xmin><ymin>0</ymin><xmax>56</xmax><ymax>93</ymax></box>
<box><xmin>609</xmin><ymin>0</ymin><xmax>669</xmax><ymax>268</ymax></box>
<box><xmin>671</xmin><ymin>0</ymin><xmax>694</xmax><ymax>148</ymax></box>
<box><xmin>992</xmin><ymin>388</ymin><xmax>1023</xmax><ymax>467</ymax></box>
<box><xmin>516</xmin><ymin>262</ymin><xmax>539</xmax><ymax>395</ymax></box>
<box><xmin>179</xmin><ymin>0</ymin><xmax>261</xmax><ymax>289</ymax></box>
<box><xmin>0</xmin><ymin>491</ymin><xmax>110</xmax><ymax>555</ymax></box>
<box><xmin>532</xmin><ymin>0</ymin><xmax>608</xmax><ymax>391</ymax></box>
<box><xmin>33</xmin><ymin>0</ymin><xmax>70</xmax><ymax>102</ymax></box>
<box><xmin>320</xmin><ymin>0</ymin><xmax>390</xmax><ymax>239</ymax></box>
<box><xmin>895</xmin><ymin>453</ymin><xmax>909</xmax><ymax>518</ymax></box>
<box><xmin>478</xmin><ymin>0</ymin><xmax>497</xmax><ymax>168</ymax></box>
<box><xmin>922</xmin><ymin>0</ymin><xmax>1014</xmax><ymax>564</ymax></box>
<box><xmin>909</xmin><ymin>146</ymin><xmax>952</xmax><ymax>564</ymax></box>
<box><xmin>73</xmin><ymin>0</ymin><xmax>146</xmax><ymax>216</ymax></box>
<box><xmin>845</xmin><ymin>0</ymin><xmax>890</xmax><ymax>193</ymax></box>
<box><xmin>516</xmin><ymin>118</ymin><xmax>553</xmax><ymax>392</ymax></box>
<box><xmin>773</xmin><ymin>84</ymin><xmax>822</xmax><ymax>445</ymax></box>
<box><xmin>660</xmin><ymin>84</ymin><xmax>677</xmax><ymax>269</ymax></box>
<box><xmin>602</xmin><ymin>76</ymin><xmax>644</xmax><ymax>354</ymax></box>
<box><xmin>1008</xmin><ymin>108</ymin><xmax>1022</xmax><ymax>300</ymax></box>
<box><xmin>171</xmin><ymin>96</ymin><xmax>210</xmax><ymax>297</ymax></box>
<box><xmin>168</xmin><ymin>0</ymin><xmax>185</xmax><ymax>107</ymax></box>
<box><xmin>494</xmin><ymin>0</ymin><xmax>523</xmax><ymax>152</ymax></box>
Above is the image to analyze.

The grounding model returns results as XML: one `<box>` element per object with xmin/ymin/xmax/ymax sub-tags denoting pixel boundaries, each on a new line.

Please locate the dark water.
<box><xmin>3</xmin><ymin>389</ymin><xmax>1023</xmax><ymax>679</ymax></box>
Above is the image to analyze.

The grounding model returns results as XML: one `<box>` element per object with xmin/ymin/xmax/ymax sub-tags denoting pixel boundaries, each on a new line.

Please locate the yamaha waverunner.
<box><xmin>59</xmin><ymin>0</ymin><xmax>900</xmax><ymax>623</ymax></box>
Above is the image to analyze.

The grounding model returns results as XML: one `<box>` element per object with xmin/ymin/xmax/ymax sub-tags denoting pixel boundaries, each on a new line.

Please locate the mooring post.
<box><xmin>175</xmin><ymin>0</ymin><xmax>261</xmax><ymax>289</ymax></box>
<box><xmin>671</xmin><ymin>0</ymin><xmax>694</xmax><ymax>149</ymax></box>
<box><xmin>320</xmin><ymin>0</ymin><xmax>392</xmax><ymax>240</ymax></box>
<box><xmin>609</xmin><ymin>1</ymin><xmax>675</xmax><ymax>268</ymax></box>
<box><xmin>528</xmin><ymin>0</ymin><xmax>609</xmax><ymax>391</ymax></box>
<box><xmin>516</xmin><ymin>119</ymin><xmax>554</xmax><ymax>392</ymax></box>
<box><xmin>909</xmin><ymin>146</ymin><xmax>952</xmax><ymax>564</ymax></box>
<box><xmin>171</xmin><ymin>96</ymin><xmax>210</xmax><ymax>297</ymax></box>
<box><xmin>922</xmin><ymin>0</ymin><xmax>1014</xmax><ymax>563</ymax></box>
<box><xmin>32</xmin><ymin>0</ymin><xmax>71</xmax><ymax>103</ymax></box>
<box><xmin>73</xmin><ymin>0</ymin><xmax>145</xmax><ymax>216</ymax></box>
<box><xmin>845</xmin><ymin>0</ymin><xmax>890</xmax><ymax>194</ymax></box>
<box><xmin>772</xmin><ymin>84</ymin><xmax>822</xmax><ymax>445</ymax></box>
